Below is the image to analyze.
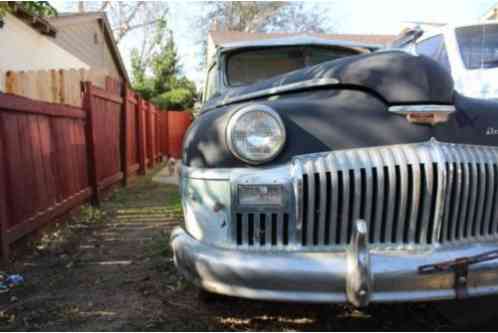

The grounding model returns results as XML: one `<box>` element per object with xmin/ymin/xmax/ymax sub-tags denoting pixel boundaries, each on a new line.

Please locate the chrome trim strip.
<box><xmin>440</xmin><ymin>144</ymin><xmax>455</xmax><ymax>243</ymax></box>
<box><xmin>388</xmin><ymin>105</ymin><xmax>456</xmax><ymax>114</ymax></box>
<box><xmin>483</xmin><ymin>147</ymin><xmax>496</xmax><ymax>238</ymax></box>
<box><xmin>291</xmin><ymin>159</ymin><xmax>304</xmax><ymax>235</ymax></box>
<box><xmin>217</xmin><ymin>78</ymin><xmax>340</xmax><ymax>107</ymax></box>
<box><xmin>317</xmin><ymin>157</ymin><xmax>327</xmax><ymax>245</ymax></box>
<box><xmin>382</xmin><ymin>146</ymin><xmax>397</xmax><ymax>243</ymax></box>
<box><xmin>304</xmin><ymin>159</ymin><xmax>316</xmax><ymax>246</ymax></box>
<box><xmin>393</xmin><ymin>145</ymin><xmax>408</xmax><ymax>242</ymax></box>
<box><xmin>432</xmin><ymin>139</ymin><xmax>448</xmax><ymax>245</ymax></box>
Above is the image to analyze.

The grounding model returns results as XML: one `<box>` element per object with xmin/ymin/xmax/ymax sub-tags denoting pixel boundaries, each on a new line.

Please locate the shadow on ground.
<box><xmin>0</xmin><ymin>165</ymin><xmax>495</xmax><ymax>331</ymax></box>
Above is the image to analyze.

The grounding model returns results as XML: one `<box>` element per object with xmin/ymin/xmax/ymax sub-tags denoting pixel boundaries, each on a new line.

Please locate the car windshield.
<box><xmin>226</xmin><ymin>46</ymin><xmax>361</xmax><ymax>86</ymax></box>
<box><xmin>456</xmin><ymin>24</ymin><xmax>498</xmax><ymax>70</ymax></box>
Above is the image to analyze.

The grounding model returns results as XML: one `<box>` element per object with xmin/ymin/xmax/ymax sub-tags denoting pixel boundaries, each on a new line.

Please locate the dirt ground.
<box><xmin>0</xmin><ymin>165</ymin><xmax>496</xmax><ymax>331</ymax></box>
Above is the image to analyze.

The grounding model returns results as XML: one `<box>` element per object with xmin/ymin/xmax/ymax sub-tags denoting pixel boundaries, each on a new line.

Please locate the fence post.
<box><xmin>0</xmin><ymin>116</ymin><xmax>11</xmax><ymax>263</ymax></box>
<box><xmin>83</xmin><ymin>82</ymin><xmax>100</xmax><ymax>206</ymax></box>
<box><xmin>121</xmin><ymin>85</ymin><xmax>129</xmax><ymax>186</ymax></box>
<box><xmin>146</xmin><ymin>104</ymin><xmax>155</xmax><ymax>169</ymax></box>
<box><xmin>164</xmin><ymin>110</ymin><xmax>169</xmax><ymax>158</ymax></box>
<box><xmin>137</xmin><ymin>97</ymin><xmax>147</xmax><ymax>175</ymax></box>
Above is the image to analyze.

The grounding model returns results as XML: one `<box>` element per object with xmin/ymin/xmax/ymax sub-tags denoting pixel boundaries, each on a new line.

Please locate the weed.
<box><xmin>78</xmin><ymin>205</ymin><xmax>107</xmax><ymax>224</ymax></box>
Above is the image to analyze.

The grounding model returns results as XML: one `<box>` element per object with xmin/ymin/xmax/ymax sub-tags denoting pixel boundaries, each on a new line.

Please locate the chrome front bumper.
<box><xmin>171</xmin><ymin>226</ymin><xmax>498</xmax><ymax>305</ymax></box>
<box><xmin>174</xmin><ymin>141</ymin><xmax>498</xmax><ymax>305</ymax></box>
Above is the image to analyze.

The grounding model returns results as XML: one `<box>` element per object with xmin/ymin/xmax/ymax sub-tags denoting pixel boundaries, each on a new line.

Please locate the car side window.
<box><xmin>437</xmin><ymin>42</ymin><xmax>452</xmax><ymax>72</ymax></box>
<box><xmin>416</xmin><ymin>35</ymin><xmax>451</xmax><ymax>72</ymax></box>
<box><xmin>416</xmin><ymin>35</ymin><xmax>444</xmax><ymax>58</ymax></box>
<box><xmin>204</xmin><ymin>64</ymin><xmax>218</xmax><ymax>103</ymax></box>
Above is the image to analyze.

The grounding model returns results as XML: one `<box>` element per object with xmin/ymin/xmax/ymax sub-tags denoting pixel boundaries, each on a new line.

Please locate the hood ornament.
<box><xmin>389</xmin><ymin>105</ymin><xmax>455</xmax><ymax>126</ymax></box>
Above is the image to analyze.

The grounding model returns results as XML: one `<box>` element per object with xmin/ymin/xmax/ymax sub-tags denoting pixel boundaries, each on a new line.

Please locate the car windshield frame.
<box><xmin>224</xmin><ymin>45</ymin><xmax>363</xmax><ymax>87</ymax></box>
<box><xmin>455</xmin><ymin>24</ymin><xmax>498</xmax><ymax>70</ymax></box>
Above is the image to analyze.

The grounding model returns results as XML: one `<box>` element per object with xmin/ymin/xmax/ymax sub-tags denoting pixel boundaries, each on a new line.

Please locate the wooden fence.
<box><xmin>0</xmin><ymin>81</ymin><xmax>193</xmax><ymax>261</ymax></box>
<box><xmin>167</xmin><ymin>111</ymin><xmax>193</xmax><ymax>158</ymax></box>
<box><xmin>2</xmin><ymin>69</ymin><xmax>109</xmax><ymax>107</ymax></box>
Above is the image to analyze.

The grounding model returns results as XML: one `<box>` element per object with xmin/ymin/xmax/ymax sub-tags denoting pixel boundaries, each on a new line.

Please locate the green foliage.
<box><xmin>131</xmin><ymin>19</ymin><xmax>197</xmax><ymax>110</ymax></box>
<box><xmin>151</xmin><ymin>88</ymin><xmax>195</xmax><ymax>110</ymax></box>
<box><xmin>78</xmin><ymin>205</ymin><xmax>106</xmax><ymax>224</ymax></box>
<box><xmin>0</xmin><ymin>2</ymin><xmax>57</xmax><ymax>18</ymax></box>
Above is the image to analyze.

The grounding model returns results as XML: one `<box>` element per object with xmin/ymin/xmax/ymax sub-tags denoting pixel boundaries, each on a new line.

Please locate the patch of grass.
<box><xmin>78</xmin><ymin>205</ymin><xmax>107</xmax><ymax>224</ymax></box>
<box><xmin>144</xmin><ymin>232</ymin><xmax>172</xmax><ymax>262</ymax></box>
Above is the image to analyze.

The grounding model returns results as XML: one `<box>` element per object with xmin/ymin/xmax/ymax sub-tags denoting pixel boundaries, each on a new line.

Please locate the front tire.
<box><xmin>197</xmin><ymin>288</ymin><xmax>225</xmax><ymax>304</ymax></box>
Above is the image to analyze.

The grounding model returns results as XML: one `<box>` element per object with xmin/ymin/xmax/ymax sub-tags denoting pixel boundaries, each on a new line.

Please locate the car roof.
<box><xmin>218</xmin><ymin>35</ymin><xmax>383</xmax><ymax>53</ymax></box>
<box><xmin>417</xmin><ymin>21</ymin><xmax>498</xmax><ymax>42</ymax></box>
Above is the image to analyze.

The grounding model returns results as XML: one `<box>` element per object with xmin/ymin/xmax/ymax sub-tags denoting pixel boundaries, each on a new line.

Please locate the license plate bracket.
<box><xmin>418</xmin><ymin>250</ymin><xmax>498</xmax><ymax>299</ymax></box>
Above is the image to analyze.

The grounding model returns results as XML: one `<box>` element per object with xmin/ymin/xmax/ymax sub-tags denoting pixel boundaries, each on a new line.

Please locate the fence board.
<box><xmin>159</xmin><ymin>112</ymin><xmax>169</xmax><ymax>156</ymax></box>
<box><xmin>89</xmin><ymin>85</ymin><xmax>122</xmax><ymax>188</ymax></box>
<box><xmin>125</xmin><ymin>90</ymin><xmax>139</xmax><ymax>174</ymax></box>
<box><xmin>5</xmin><ymin>69</ymin><xmax>109</xmax><ymax>107</ymax></box>
<box><xmin>0</xmin><ymin>80</ymin><xmax>193</xmax><ymax>261</ymax></box>
<box><xmin>0</xmin><ymin>112</ymin><xmax>11</xmax><ymax>260</ymax></box>
<box><xmin>0</xmin><ymin>70</ymin><xmax>5</xmax><ymax>92</ymax></box>
<box><xmin>168</xmin><ymin>111</ymin><xmax>193</xmax><ymax>158</ymax></box>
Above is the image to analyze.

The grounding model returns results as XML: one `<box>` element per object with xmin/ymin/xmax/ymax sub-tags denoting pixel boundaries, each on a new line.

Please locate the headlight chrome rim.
<box><xmin>226</xmin><ymin>104</ymin><xmax>286</xmax><ymax>165</ymax></box>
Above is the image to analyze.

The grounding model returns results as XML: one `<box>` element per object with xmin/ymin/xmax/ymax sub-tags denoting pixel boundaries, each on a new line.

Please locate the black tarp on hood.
<box><xmin>204</xmin><ymin>50</ymin><xmax>454</xmax><ymax>111</ymax></box>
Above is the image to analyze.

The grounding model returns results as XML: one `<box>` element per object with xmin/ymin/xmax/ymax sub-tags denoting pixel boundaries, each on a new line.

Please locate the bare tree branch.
<box><xmin>98</xmin><ymin>1</ymin><xmax>110</xmax><ymax>12</ymax></box>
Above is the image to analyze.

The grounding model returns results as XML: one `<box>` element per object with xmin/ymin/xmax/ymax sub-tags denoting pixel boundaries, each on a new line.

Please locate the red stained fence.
<box><xmin>167</xmin><ymin>111</ymin><xmax>193</xmax><ymax>158</ymax></box>
<box><xmin>0</xmin><ymin>81</ymin><xmax>193</xmax><ymax>261</ymax></box>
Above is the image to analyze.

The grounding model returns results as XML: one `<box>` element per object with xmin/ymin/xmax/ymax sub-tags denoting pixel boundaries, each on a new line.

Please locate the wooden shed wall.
<box><xmin>50</xmin><ymin>19</ymin><xmax>121</xmax><ymax>79</ymax></box>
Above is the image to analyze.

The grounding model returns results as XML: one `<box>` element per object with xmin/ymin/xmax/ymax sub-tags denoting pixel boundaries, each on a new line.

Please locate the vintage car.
<box><xmin>171</xmin><ymin>35</ymin><xmax>498</xmax><ymax>308</ymax></box>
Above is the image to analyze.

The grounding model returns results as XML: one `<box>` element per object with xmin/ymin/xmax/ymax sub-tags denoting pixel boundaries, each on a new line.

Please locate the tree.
<box><xmin>0</xmin><ymin>2</ymin><xmax>57</xmax><ymax>18</ymax></box>
<box><xmin>194</xmin><ymin>1</ymin><xmax>332</xmax><ymax>69</ymax></box>
<box><xmin>265</xmin><ymin>2</ymin><xmax>329</xmax><ymax>33</ymax></box>
<box><xmin>130</xmin><ymin>22</ymin><xmax>197</xmax><ymax>111</ymax></box>
<box><xmin>199</xmin><ymin>2</ymin><xmax>286</xmax><ymax>33</ymax></box>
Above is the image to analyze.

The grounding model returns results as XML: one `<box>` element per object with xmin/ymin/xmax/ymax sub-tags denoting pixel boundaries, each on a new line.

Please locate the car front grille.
<box><xmin>233</xmin><ymin>141</ymin><xmax>498</xmax><ymax>249</ymax></box>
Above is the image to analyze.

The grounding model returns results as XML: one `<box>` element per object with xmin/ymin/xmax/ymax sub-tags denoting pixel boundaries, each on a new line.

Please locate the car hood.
<box><xmin>203</xmin><ymin>50</ymin><xmax>454</xmax><ymax>111</ymax></box>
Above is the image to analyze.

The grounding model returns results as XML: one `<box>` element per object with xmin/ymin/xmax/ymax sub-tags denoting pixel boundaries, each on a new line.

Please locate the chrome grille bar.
<box><xmin>233</xmin><ymin>141</ymin><xmax>498</xmax><ymax>249</ymax></box>
<box><xmin>293</xmin><ymin>141</ymin><xmax>498</xmax><ymax>248</ymax></box>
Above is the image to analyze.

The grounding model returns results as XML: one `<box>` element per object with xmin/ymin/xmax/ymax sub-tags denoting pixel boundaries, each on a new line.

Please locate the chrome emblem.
<box><xmin>389</xmin><ymin>105</ymin><xmax>455</xmax><ymax>126</ymax></box>
<box><xmin>487</xmin><ymin>127</ymin><xmax>498</xmax><ymax>136</ymax></box>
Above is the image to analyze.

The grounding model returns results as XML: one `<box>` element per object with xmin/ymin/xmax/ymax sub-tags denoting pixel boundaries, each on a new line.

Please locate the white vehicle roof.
<box><xmin>417</xmin><ymin>21</ymin><xmax>498</xmax><ymax>42</ymax></box>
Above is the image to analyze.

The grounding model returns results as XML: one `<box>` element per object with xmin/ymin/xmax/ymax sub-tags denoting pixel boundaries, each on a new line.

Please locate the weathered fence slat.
<box><xmin>83</xmin><ymin>82</ymin><xmax>101</xmax><ymax>206</ymax></box>
<box><xmin>137</xmin><ymin>97</ymin><xmax>147</xmax><ymax>175</ymax></box>
<box><xmin>0</xmin><ymin>76</ymin><xmax>193</xmax><ymax>262</ymax></box>
<box><xmin>0</xmin><ymin>113</ymin><xmax>11</xmax><ymax>262</ymax></box>
<box><xmin>4</xmin><ymin>69</ymin><xmax>109</xmax><ymax>107</ymax></box>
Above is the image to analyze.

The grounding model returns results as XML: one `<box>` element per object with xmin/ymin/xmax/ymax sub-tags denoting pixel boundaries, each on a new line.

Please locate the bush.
<box><xmin>151</xmin><ymin>88</ymin><xmax>195</xmax><ymax>110</ymax></box>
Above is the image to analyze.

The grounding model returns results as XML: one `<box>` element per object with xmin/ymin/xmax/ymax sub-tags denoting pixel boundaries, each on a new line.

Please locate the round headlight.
<box><xmin>226</xmin><ymin>105</ymin><xmax>286</xmax><ymax>164</ymax></box>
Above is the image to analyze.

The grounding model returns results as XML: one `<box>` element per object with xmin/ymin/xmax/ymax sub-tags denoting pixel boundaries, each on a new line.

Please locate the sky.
<box><xmin>50</xmin><ymin>0</ymin><xmax>497</xmax><ymax>85</ymax></box>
